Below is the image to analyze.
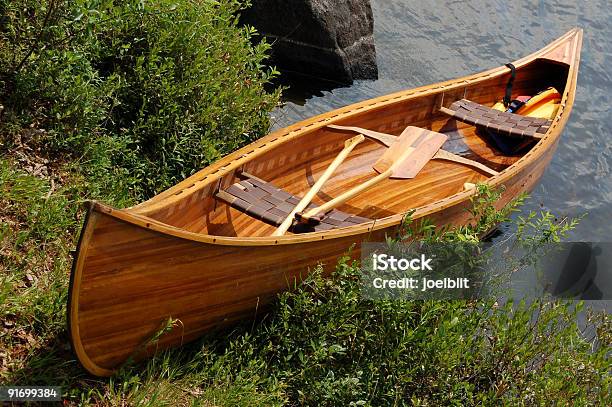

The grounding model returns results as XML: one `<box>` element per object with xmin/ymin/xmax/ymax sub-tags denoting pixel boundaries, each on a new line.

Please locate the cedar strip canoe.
<box><xmin>68</xmin><ymin>29</ymin><xmax>582</xmax><ymax>376</ymax></box>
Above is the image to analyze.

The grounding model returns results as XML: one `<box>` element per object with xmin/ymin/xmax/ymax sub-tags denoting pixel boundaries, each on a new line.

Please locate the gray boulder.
<box><xmin>241</xmin><ymin>0</ymin><xmax>378</xmax><ymax>84</ymax></box>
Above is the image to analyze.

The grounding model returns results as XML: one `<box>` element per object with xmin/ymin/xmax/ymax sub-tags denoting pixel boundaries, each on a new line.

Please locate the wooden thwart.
<box><xmin>433</xmin><ymin>149</ymin><xmax>498</xmax><ymax>177</ymax></box>
<box><xmin>327</xmin><ymin>125</ymin><xmax>397</xmax><ymax>146</ymax></box>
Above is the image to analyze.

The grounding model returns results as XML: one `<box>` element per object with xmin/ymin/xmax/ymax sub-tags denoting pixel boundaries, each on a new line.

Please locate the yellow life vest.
<box><xmin>492</xmin><ymin>87</ymin><xmax>561</xmax><ymax>119</ymax></box>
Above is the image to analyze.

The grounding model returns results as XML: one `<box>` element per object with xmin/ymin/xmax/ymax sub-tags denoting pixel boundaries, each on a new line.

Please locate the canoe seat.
<box><xmin>440</xmin><ymin>99</ymin><xmax>551</xmax><ymax>139</ymax></box>
<box><xmin>216</xmin><ymin>172</ymin><xmax>372</xmax><ymax>233</ymax></box>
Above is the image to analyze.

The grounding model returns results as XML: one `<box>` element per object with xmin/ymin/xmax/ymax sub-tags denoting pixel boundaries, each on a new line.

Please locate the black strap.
<box><xmin>503</xmin><ymin>63</ymin><xmax>516</xmax><ymax>108</ymax></box>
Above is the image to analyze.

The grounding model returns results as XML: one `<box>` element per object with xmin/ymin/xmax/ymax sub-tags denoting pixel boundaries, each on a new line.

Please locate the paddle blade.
<box><xmin>373</xmin><ymin>126</ymin><xmax>430</xmax><ymax>174</ymax></box>
<box><xmin>388</xmin><ymin>130</ymin><xmax>448</xmax><ymax>179</ymax></box>
<box><xmin>374</xmin><ymin>128</ymin><xmax>448</xmax><ymax>179</ymax></box>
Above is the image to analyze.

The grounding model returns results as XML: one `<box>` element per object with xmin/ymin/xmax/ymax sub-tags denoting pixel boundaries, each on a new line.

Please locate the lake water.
<box><xmin>270</xmin><ymin>0</ymin><xmax>611</xmax><ymax>305</ymax></box>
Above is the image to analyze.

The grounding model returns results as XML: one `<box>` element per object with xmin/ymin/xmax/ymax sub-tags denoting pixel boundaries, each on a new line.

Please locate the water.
<box><xmin>271</xmin><ymin>0</ymin><xmax>611</xmax><ymax>242</ymax></box>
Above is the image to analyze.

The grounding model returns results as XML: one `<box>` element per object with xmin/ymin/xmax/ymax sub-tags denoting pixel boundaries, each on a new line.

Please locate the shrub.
<box><xmin>0</xmin><ymin>0</ymin><xmax>280</xmax><ymax>198</ymax></box>
<box><xmin>209</xmin><ymin>263</ymin><xmax>609</xmax><ymax>406</ymax></box>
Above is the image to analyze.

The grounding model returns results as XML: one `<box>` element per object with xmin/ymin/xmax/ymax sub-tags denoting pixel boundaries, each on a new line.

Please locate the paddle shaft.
<box><xmin>300</xmin><ymin>126</ymin><xmax>498</xmax><ymax>222</ymax></box>
<box><xmin>300</xmin><ymin>146</ymin><xmax>416</xmax><ymax>221</ymax></box>
<box><xmin>300</xmin><ymin>168</ymin><xmax>392</xmax><ymax>221</ymax></box>
<box><xmin>272</xmin><ymin>134</ymin><xmax>365</xmax><ymax>236</ymax></box>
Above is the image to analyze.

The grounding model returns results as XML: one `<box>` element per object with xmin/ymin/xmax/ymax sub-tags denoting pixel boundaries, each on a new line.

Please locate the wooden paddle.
<box><xmin>328</xmin><ymin>124</ymin><xmax>499</xmax><ymax>176</ymax></box>
<box><xmin>298</xmin><ymin>127</ymin><xmax>448</xmax><ymax>223</ymax></box>
<box><xmin>272</xmin><ymin>134</ymin><xmax>365</xmax><ymax>236</ymax></box>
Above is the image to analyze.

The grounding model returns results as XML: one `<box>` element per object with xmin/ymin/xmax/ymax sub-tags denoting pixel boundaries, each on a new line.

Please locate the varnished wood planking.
<box><xmin>199</xmin><ymin>140</ymin><xmax>501</xmax><ymax>237</ymax></box>
<box><xmin>77</xmin><ymin>210</ymin><xmax>375</xmax><ymax>369</ymax></box>
<box><xmin>76</xmin><ymin>139</ymin><xmax>551</xmax><ymax>371</ymax></box>
<box><xmin>68</xmin><ymin>29</ymin><xmax>583</xmax><ymax>375</ymax></box>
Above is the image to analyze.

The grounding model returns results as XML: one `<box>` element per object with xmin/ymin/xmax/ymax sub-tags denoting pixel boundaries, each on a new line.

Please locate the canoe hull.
<box><xmin>69</xmin><ymin>135</ymin><xmax>558</xmax><ymax>376</ymax></box>
<box><xmin>69</xmin><ymin>29</ymin><xmax>581</xmax><ymax>376</ymax></box>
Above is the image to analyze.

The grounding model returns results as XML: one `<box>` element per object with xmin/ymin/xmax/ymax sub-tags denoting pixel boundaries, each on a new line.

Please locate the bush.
<box><xmin>215</xmin><ymin>264</ymin><xmax>608</xmax><ymax>406</ymax></box>
<box><xmin>0</xmin><ymin>0</ymin><xmax>280</xmax><ymax>198</ymax></box>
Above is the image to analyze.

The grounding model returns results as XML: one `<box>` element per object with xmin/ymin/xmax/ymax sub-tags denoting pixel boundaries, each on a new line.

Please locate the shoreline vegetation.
<box><xmin>1</xmin><ymin>1</ymin><xmax>609</xmax><ymax>405</ymax></box>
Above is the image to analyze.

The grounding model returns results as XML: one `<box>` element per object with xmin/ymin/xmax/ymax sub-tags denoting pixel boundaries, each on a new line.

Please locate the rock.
<box><xmin>241</xmin><ymin>0</ymin><xmax>378</xmax><ymax>84</ymax></box>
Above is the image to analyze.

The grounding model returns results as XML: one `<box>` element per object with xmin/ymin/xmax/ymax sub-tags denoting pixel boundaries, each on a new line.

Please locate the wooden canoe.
<box><xmin>68</xmin><ymin>29</ymin><xmax>582</xmax><ymax>376</ymax></box>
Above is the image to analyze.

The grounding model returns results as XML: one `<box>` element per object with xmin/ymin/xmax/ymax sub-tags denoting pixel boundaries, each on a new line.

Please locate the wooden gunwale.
<box><xmin>118</xmin><ymin>28</ymin><xmax>580</xmax><ymax>246</ymax></box>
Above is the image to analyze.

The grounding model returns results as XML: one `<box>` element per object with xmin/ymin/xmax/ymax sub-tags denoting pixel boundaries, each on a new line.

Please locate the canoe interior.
<box><xmin>140</xmin><ymin>59</ymin><xmax>569</xmax><ymax>237</ymax></box>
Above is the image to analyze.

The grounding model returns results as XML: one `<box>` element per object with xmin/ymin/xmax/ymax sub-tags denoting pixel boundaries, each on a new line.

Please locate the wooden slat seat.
<box><xmin>216</xmin><ymin>172</ymin><xmax>371</xmax><ymax>233</ymax></box>
<box><xmin>440</xmin><ymin>99</ymin><xmax>551</xmax><ymax>139</ymax></box>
